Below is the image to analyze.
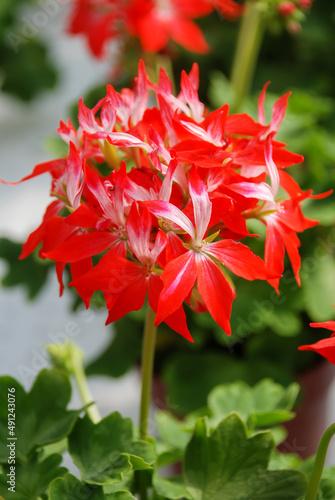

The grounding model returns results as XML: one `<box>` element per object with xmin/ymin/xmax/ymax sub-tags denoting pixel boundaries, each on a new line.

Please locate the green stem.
<box><xmin>305</xmin><ymin>422</ymin><xmax>335</xmax><ymax>500</ymax></box>
<box><xmin>139</xmin><ymin>304</ymin><xmax>157</xmax><ymax>440</ymax></box>
<box><xmin>72</xmin><ymin>349</ymin><xmax>101</xmax><ymax>424</ymax></box>
<box><xmin>137</xmin><ymin>305</ymin><xmax>157</xmax><ymax>500</ymax></box>
<box><xmin>230</xmin><ymin>1</ymin><xmax>266</xmax><ymax>113</ymax></box>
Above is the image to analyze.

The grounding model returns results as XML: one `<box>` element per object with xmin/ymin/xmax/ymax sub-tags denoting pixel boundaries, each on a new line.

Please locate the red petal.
<box><xmin>298</xmin><ymin>337</ymin><xmax>335</xmax><ymax>365</ymax></box>
<box><xmin>156</xmin><ymin>251</ymin><xmax>197</xmax><ymax>325</ymax></box>
<box><xmin>189</xmin><ymin>167</ymin><xmax>212</xmax><ymax>243</ymax></box>
<box><xmin>78</xmin><ymin>98</ymin><xmax>99</xmax><ymax>134</ymax></box>
<box><xmin>278</xmin><ymin>226</ymin><xmax>302</xmax><ymax>286</ymax></box>
<box><xmin>70</xmin><ymin>258</ymin><xmax>93</xmax><ymax>282</ymax></box>
<box><xmin>20</xmin><ymin>200</ymin><xmax>64</xmax><ymax>259</ymax></box>
<box><xmin>70</xmin><ymin>253</ymin><xmax>141</xmax><ymax>307</ymax></box>
<box><xmin>67</xmin><ymin>142</ymin><xmax>84</xmax><ymax>209</ymax></box>
<box><xmin>270</xmin><ymin>92</ymin><xmax>291</xmax><ymax>133</ymax></box>
<box><xmin>170</xmin><ymin>18</ymin><xmax>209</xmax><ymax>54</ymax></box>
<box><xmin>84</xmin><ymin>166</ymin><xmax>114</xmax><ymax>219</ymax></box>
<box><xmin>106</xmin><ymin>275</ymin><xmax>147</xmax><ymax>323</ymax></box>
<box><xmin>137</xmin><ymin>16</ymin><xmax>169</xmax><ymax>52</ymax></box>
<box><xmin>196</xmin><ymin>254</ymin><xmax>234</xmax><ymax>335</ymax></box>
<box><xmin>148</xmin><ymin>274</ymin><xmax>192</xmax><ymax>341</ymax></box>
<box><xmin>55</xmin><ymin>261</ymin><xmax>66</xmax><ymax>296</ymax></box>
<box><xmin>65</xmin><ymin>204</ymin><xmax>100</xmax><ymax>228</ymax></box>
<box><xmin>214</xmin><ymin>0</ymin><xmax>244</xmax><ymax>18</ymax></box>
<box><xmin>272</xmin><ymin>147</ymin><xmax>304</xmax><ymax>168</ymax></box>
<box><xmin>179</xmin><ymin>68</ymin><xmax>205</xmax><ymax>120</ymax></box>
<box><xmin>1</xmin><ymin>159</ymin><xmax>66</xmax><ymax>184</ymax></box>
<box><xmin>205</xmin><ymin>239</ymin><xmax>274</xmax><ymax>280</ymax></box>
<box><xmin>145</xmin><ymin>200</ymin><xmax>195</xmax><ymax>239</ymax></box>
<box><xmin>225</xmin><ymin>113</ymin><xmax>266</xmax><ymax>136</ymax></box>
<box><xmin>258</xmin><ymin>82</ymin><xmax>271</xmax><ymax>125</ymax></box>
<box><xmin>43</xmin><ymin>231</ymin><xmax>117</xmax><ymax>262</ymax></box>
<box><xmin>166</xmin><ymin>231</ymin><xmax>187</xmax><ymax>262</ymax></box>
<box><xmin>310</xmin><ymin>321</ymin><xmax>335</xmax><ymax>332</ymax></box>
<box><xmin>126</xmin><ymin>203</ymin><xmax>151</xmax><ymax>264</ymax></box>
<box><xmin>264</xmin><ymin>222</ymin><xmax>285</xmax><ymax>292</ymax></box>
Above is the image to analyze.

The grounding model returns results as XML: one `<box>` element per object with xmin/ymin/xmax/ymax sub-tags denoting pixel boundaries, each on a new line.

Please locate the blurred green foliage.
<box><xmin>0</xmin><ymin>238</ymin><xmax>53</xmax><ymax>299</ymax></box>
<box><xmin>0</xmin><ymin>0</ymin><xmax>57</xmax><ymax>100</ymax></box>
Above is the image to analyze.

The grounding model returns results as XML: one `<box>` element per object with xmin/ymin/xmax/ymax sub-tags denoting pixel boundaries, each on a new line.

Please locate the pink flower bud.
<box><xmin>287</xmin><ymin>20</ymin><xmax>302</xmax><ymax>33</ymax></box>
<box><xmin>278</xmin><ymin>1</ymin><xmax>297</xmax><ymax>17</ymax></box>
<box><xmin>297</xmin><ymin>0</ymin><xmax>312</xmax><ymax>9</ymax></box>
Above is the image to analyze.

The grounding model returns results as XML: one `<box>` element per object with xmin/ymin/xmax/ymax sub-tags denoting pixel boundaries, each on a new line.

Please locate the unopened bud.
<box><xmin>287</xmin><ymin>20</ymin><xmax>302</xmax><ymax>33</ymax></box>
<box><xmin>278</xmin><ymin>1</ymin><xmax>297</xmax><ymax>17</ymax></box>
<box><xmin>297</xmin><ymin>0</ymin><xmax>312</xmax><ymax>9</ymax></box>
<box><xmin>46</xmin><ymin>340</ymin><xmax>84</xmax><ymax>375</ymax></box>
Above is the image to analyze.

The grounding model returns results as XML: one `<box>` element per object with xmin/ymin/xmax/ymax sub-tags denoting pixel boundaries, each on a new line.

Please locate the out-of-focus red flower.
<box><xmin>68</xmin><ymin>0</ymin><xmax>244</xmax><ymax>58</ymax></box>
<box><xmin>212</xmin><ymin>0</ymin><xmax>244</xmax><ymax>19</ymax></box>
<box><xmin>6</xmin><ymin>61</ymin><xmax>326</xmax><ymax>341</ymax></box>
<box><xmin>126</xmin><ymin>0</ymin><xmax>211</xmax><ymax>54</ymax></box>
<box><xmin>68</xmin><ymin>0</ymin><xmax>120</xmax><ymax>57</ymax></box>
<box><xmin>299</xmin><ymin>322</ymin><xmax>335</xmax><ymax>364</ymax></box>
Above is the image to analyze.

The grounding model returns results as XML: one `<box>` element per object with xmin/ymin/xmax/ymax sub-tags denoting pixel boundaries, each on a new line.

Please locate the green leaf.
<box><xmin>107</xmin><ymin>494</ymin><xmax>136</xmax><ymax>500</ymax></box>
<box><xmin>0</xmin><ymin>454</ymin><xmax>66</xmax><ymax>499</ymax></box>
<box><xmin>252</xmin><ymin>410</ymin><xmax>295</xmax><ymax>428</ymax></box>
<box><xmin>183</xmin><ymin>414</ymin><xmax>307</xmax><ymax>500</ymax></box>
<box><xmin>0</xmin><ymin>39</ymin><xmax>57</xmax><ymax>102</ymax></box>
<box><xmin>68</xmin><ymin>413</ymin><xmax>155</xmax><ymax>485</ymax></box>
<box><xmin>268</xmin><ymin>311</ymin><xmax>302</xmax><ymax>337</ymax></box>
<box><xmin>0</xmin><ymin>238</ymin><xmax>53</xmax><ymax>299</ymax></box>
<box><xmin>302</xmin><ymin>248</ymin><xmax>335</xmax><ymax>322</ymax></box>
<box><xmin>300</xmin><ymin>461</ymin><xmax>335</xmax><ymax>500</ymax></box>
<box><xmin>155</xmin><ymin>444</ymin><xmax>183</xmax><ymax>469</ymax></box>
<box><xmin>229</xmin><ymin>276</ymin><xmax>304</xmax><ymax>340</ymax></box>
<box><xmin>0</xmin><ymin>370</ymin><xmax>81</xmax><ymax>463</ymax></box>
<box><xmin>153</xmin><ymin>473</ymin><xmax>192</xmax><ymax>500</ymax></box>
<box><xmin>207</xmin><ymin>379</ymin><xmax>298</xmax><ymax>429</ymax></box>
<box><xmin>319</xmin><ymin>466</ymin><xmax>335</xmax><ymax>500</ymax></box>
<box><xmin>155</xmin><ymin>411</ymin><xmax>192</xmax><ymax>468</ymax></box>
<box><xmin>163</xmin><ymin>352</ymin><xmax>248</xmax><ymax>414</ymax></box>
<box><xmin>208</xmin><ymin>381</ymin><xmax>253</xmax><ymax>423</ymax></box>
<box><xmin>49</xmin><ymin>473</ymin><xmax>136</xmax><ymax>499</ymax></box>
<box><xmin>155</xmin><ymin>411</ymin><xmax>192</xmax><ymax>450</ymax></box>
<box><xmin>269</xmin><ymin>450</ymin><xmax>302</xmax><ymax>471</ymax></box>
<box><xmin>163</xmin><ymin>352</ymin><xmax>296</xmax><ymax>415</ymax></box>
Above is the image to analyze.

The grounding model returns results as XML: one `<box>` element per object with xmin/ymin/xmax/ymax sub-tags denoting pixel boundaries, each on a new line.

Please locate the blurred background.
<box><xmin>1</xmin><ymin>0</ymin><xmax>335</xmax><ymax>464</ymax></box>
<box><xmin>0</xmin><ymin>2</ymin><xmax>141</xmax><ymax>420</ymax></box>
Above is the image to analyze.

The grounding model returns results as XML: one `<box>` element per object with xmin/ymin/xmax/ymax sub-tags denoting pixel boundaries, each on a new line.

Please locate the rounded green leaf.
<box><xmin>68</xmin><ymin>413</ymin><xmax>155</xmax><ymax>486</ymax></box>
<box><xmin>0</xmin><ymin>370</ymin><xmax>81</xmax><ymax>463</ymax></box>
<box><xmin>49</xmin><ymin>473</ymin><xmax>136</xmax><ymax>499</ymax></box>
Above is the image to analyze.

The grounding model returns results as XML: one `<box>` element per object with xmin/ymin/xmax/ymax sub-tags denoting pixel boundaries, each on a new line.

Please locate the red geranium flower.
<box><xmin>68</xmin><ymin>0</ymin><xmax>244</xmax><ymax>58</ymax></box>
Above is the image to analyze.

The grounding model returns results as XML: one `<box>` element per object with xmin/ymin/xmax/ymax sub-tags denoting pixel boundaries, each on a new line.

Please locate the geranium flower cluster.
<box><xmin>68</xmin><ymin>0</ymin><xmax>243</xmax><ymax>57</ymax></box>
<box><xmin>16</xmin><ymin>61</ymin><xmax>323</xmax><ymax>341</ymax></box>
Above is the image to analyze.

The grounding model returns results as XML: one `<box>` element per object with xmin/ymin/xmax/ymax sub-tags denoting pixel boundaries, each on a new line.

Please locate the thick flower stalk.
<box><xmin>9</xmin><ymin>61</ymin><xmax>324</xmax><ymax>341</ymax></box>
